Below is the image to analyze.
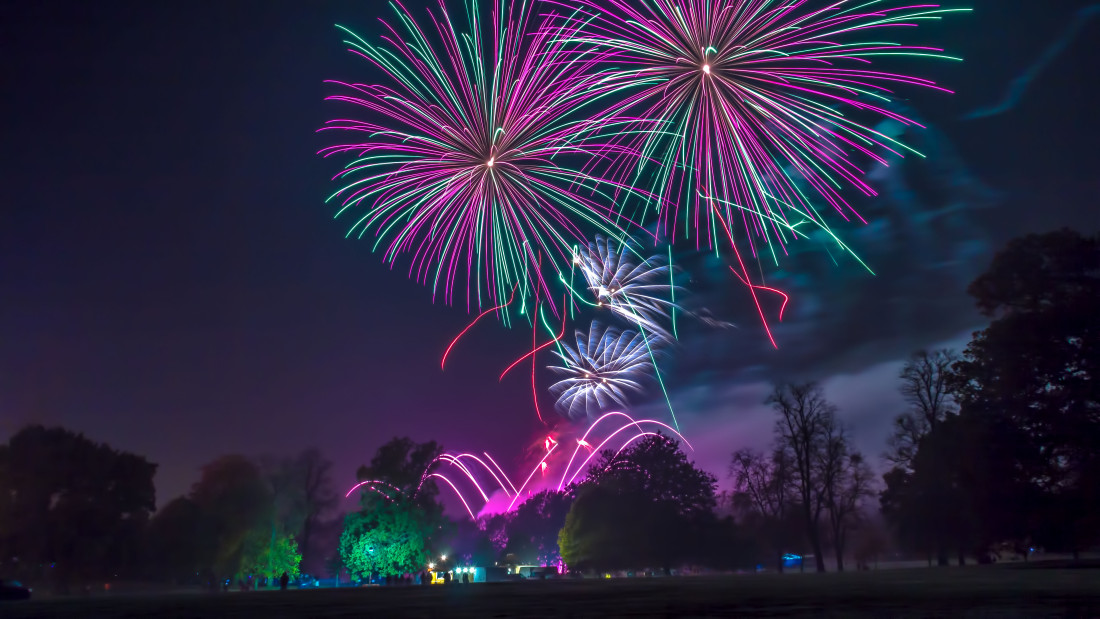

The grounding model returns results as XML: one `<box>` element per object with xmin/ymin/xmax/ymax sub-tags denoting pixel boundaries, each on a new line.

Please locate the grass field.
<box><xmin>4</xmin><ymin>565</ymin><xmax>1099</xmax><ymax>618</ymax></box>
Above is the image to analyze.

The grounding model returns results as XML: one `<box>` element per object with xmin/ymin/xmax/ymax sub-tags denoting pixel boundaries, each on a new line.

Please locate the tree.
<box><xmin>242</xmin><ymin>530</ymin><xmax>301</xmax><ymax>580</ymax></box>
<box><xmin>729</xmin><ymin>448</ymin><xmax>796</xmax><ymax>572</ymax></box>
<box><xmin>446</xmin><ymin>517</ymin><xmax>499</xmax><ymax>568</ymax></box>
<box><xmin>0</xmin><ymin>425</ymin><xmax>156</xmax><ymax>587</ymax></box>
<box><xmin>887</xmin><ymin>349</ymin><xmax>959</xmax><ymax>470</ymax></box>
<box><xmin>341</xmin><ymin>503</ymin><xmax>432</xmax><ymax>578</ymax></box>
<box><xmin>558</xmin><ymin>434</ymin><xmax>717</xmax><ymax>573</ymax></box>
<box><xmin>582</xmin><ymin>434</ymin><xmax>717</xmax><ymax>520</ymax></box>
<box><xmin>294</xmin><ymin>449</ymin><xmax>337</xmax><ymax>573</ymax></box>
<box><xmin>258</xmin><ymin>449</ymin><xmax>337</xmax><ymax>576</ymax></box>
<box><xmin>952</xmin><ymin>229</ymin><xmax>1099</xmax><ymax>555</ymax></box>
<box><xmin>145</xmin><ymin>497</ymin><xmax>204</xmax><ymax>583</ymax></box>
<box><xmin>189</xmin><ymin>455</ymin><xmax>273</xmax><ymax>579</ymax></box>
<box><xmin>823</xmin><ymin>449</ymin><xmax>875</xmax><ymax>572</ymax></box>
<box><xmin>880</xmin><ymin>411</ymin><xmax>1031</xmax><ymax>566</ymax></box>
<box><xmin>768</xmin><ymin>383</ymin><xmax>837</xmax><ymax>572</ymax></box>
<box><xmin>558</xmin><ymin>484</ymin><xmax>643</xmax><ymax>572</ymax></box>
<box><xmin>339</xmin><ymin>438</ymin><xmax>445</xmax><ymax>578</ymax></box>
<box><xmin>504</xmin><ymin>490</ymin><xmax>573</xmax><ymax>566</ymax></box>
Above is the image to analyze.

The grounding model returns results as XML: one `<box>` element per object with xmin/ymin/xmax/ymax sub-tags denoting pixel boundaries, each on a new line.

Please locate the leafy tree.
<box><xmin>880</xmin><ymin>411</ymin><xmax>1031</xmax><ymax>565</ymax></box>
<box><xmin>258</xmin><ymin>449</ymin><xmax>337</xmax><ymax>576</ymax></box>
<box><xmin>145</xmin><ymin>496</ymin><xmax>204</xmax><ymax>583</ymax></box>
<box><xmin>952</xmin><ymin>229</ymin><xmax>1099</xmax><ymax>555</ymax></box>
<box><xmin>558</xmin><ymin>434</ymin><xmax>717</xmax><ymax>573</ymax></box>
<box><xmin>242</xmin><ymin>530</ymin><xmax>301</xmax><ymax>579</ymax></box>
<box><xmin>558</xmin><ymin>484</ymin><xmax>648</xmax><ymax>571</ymax></box>
<box><xmin>0</xmin><ymin>425</ymin><xmax>156</xmax><ymax>587</ymax></box>
<box><xmin>887</xmin><ymin>349</ymin><xmax>959</xmax><ymax>470</ymax></box>
<box><xmin>504</xmin><ymin>489</ymin><xmax>572</xmax><ymax>566</ymax></box>
<box><xmin>339</xmin><ymin>438</ymin><xmax>445</xmax><ymax>578</ymax></box>
<box><xmin>583</xmin><ymin>434</ymin><xmax>717</xmax><ymax>519</ymax></box>
<box><xmin>341</xmin><ymin>504</ymin><xmax>431</xmax><ymax>578</ymax></box>
<box><xmin>445</xmin><ymin>517</ymin><xmax>499</xmax><ymax>568</ymax></box>
<box><xmin>189</xmin><ymin>455</ymin><xmax>272</xmax><ymax>579</ymax></box>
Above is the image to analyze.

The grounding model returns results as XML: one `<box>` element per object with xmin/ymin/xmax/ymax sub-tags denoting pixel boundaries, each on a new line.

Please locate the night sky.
<box><xmin>2</xmin><ymin>0</ymin><xmax>1098</xmax><ymax>511</ymax></box>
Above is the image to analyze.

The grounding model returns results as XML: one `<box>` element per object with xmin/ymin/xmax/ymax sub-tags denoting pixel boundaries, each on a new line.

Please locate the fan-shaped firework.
<box><xmin>549</xmin><ymin>322</ymin><xmax>659</xmax><ymax>419</ymax></box>
<box><xmin>319</xmin><ymin>0</ymin><xmax>645</xmax><ymax>314</ymax></box>
<box><xmin>575</xmin><ymin>235</ymin><xmax>679</xmax><ymax>339</ymax></box>
<box><xmin>556</xmin><ymin>0</ymin><xmax>965</xmax><ymax>253</ymax></box>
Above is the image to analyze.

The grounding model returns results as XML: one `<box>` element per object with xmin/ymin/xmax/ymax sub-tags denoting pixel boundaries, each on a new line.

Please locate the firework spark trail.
<box><xmin>344</xmin><ymin>479</ymin><xmax>403</xmax><ymax>501</ymax></box>
<box><xmin>441</xmin><ymin>283</ymin><xmax>519</xmax><ymax>370</ymax></box>
<box><xmin>507</xmin><ymin>442</ymin><xmax>560</xmax><ymax>510</ymax></box>
<box><xmin>613</xmin><ymin>432</ymin><xmax>659</xmax><ymax>457</ymax></box>
<box><xmin>484</xmin><ymin>452</ymin><xmax>520</xmax><ymax>495</ymax></box>
<box><xmin>415</xmin><ymin>414</ymin><xmax>692</xmax><ymax>519</ymax></box>
<box><xmin>320</xmin><ymin>0</ymin><xmax>655</xmax><ymax>317</ymax></box>
<box><xmin>429</xmin><ymin>473</ymin><xmax>476</xmax><ymax>520</ymax></box>
<box><xmin>551</xmin><ymin>0</ymin><xmax>964</xmax><ymax>336</ymax></box>
<box><xmin>562</xmin><ymin>418</ymin><xmax>691</xmax><ymax>487</ymax></box>
<box><xmin>451</xmin><ymin>453</ymin><xmax>515</xmax><ymax>498</ymax></box>
<box><xmin>557</xmin><ymin>412</ymin><xmax>692</xmax><ymax>490</ymax></box>
<box><xmin>548</xmin><ymin>322</ymin><xmax>660</xmax><ymax>420</ymax></box>
<box><xmin>729</xmin><ymin>266</ymin><xmax>789</xmax><ymax>320</ymax></box>
<box><xmin>499</xmin><ymin>296</ymin><xmax>569</xmax><ymax>380</ymax></box>
<box><xmin>439</xmin><ymin>454</ymin><xmax>492</xmax><ymax>502</ymax></box>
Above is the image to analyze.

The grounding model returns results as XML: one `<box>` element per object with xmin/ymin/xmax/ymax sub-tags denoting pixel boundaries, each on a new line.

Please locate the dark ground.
<box><xmin>5</xmin><ymin>567</ymin><xmax>1099</xmax><ymax>618</ymax></box>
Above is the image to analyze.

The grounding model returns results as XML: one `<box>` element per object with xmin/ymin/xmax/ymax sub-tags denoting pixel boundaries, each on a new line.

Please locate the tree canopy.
<box><xmin>0</xmin><ymin>425</ymin><xmax>156</xmax><ymax>586</ymax></box>
<box><xmin>558</xmin><ymin>434</ymin><xmax>717</xmax><ymax>573</ymax></box>
<box><xmin>339</xmin><ymin>437</ymin><xmax>445</xmax><ymax>578</ymax></box>
<box><xmin>883</xmin><ymin>229</ymin><xmax>1100</xmax><ymax>560</ymax></box>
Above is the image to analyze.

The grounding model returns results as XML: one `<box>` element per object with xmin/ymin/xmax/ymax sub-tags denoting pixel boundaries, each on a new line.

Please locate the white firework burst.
<box><xmin>575</xmin><ymin>236</ymin><xmax>678</xmax><ymax>339</ymax></box>
<box><xmin>549</xmin><ymin>321</ymin><xmax>658</xmax><ymax>419</ymax></box>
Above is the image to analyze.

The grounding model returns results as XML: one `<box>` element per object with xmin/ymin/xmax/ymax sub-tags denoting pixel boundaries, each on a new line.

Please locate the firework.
<box><xmin>574</xmin><ymin>235</ymin><xmax>679</xmax><ymax>339</ymax></box>
<box><xmin>548</xmin><ymin>322</ymin><xmax>659</xmax><ymax>419</ymax></box>
<box><xmin>394</xmin><ymin>412</ymin><xmax>693</xmax><ymax>519</ymax></box>
<box><xmin>319</xmin><ymin>0</ymin><xmax>649</xmax><ymax>315</ymax></box>
<box><xmin>555</xmin><ymin>0</ymin><xmax>964</xmax><ymax>255</ymax></box>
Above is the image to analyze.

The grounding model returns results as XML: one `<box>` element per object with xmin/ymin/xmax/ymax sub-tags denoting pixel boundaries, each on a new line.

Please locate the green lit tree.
<box><xmin>339</xmin><ymin>437</ymin><xmax>445</xmax><ymax>578</ymax></box>
<box><xmin>341</xmin><ymin>504</ymin><xmax>431</xmax><ymax>578</ymax></box>
<box><xmin>242</xmin><ymin>530</ymin><xmax>301</xmax><ymax>579</ymax></box>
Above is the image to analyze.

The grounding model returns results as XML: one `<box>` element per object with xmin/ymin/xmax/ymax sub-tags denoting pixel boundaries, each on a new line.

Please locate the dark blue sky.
<box><xmin>2</xmin><ymin>0</ymin><xmax>1098</xmax><ymax>508</ymax></box>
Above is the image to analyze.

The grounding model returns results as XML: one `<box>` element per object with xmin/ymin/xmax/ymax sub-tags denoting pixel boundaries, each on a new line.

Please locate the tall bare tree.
<box><xmin>823</xmin><ymin>436</ymin><xmax>876</xmax><ymax>572</ymax></box>
<box><xmin>259</xmin><ymin>449</ymin><xmax>336</xmax><ymax>574</ymax></box>
<box><xmin>730</xmin><ymin>447</ymin><xmax>795</xmax><ymax>572</ymax></box>
<box><xmin>769</xmin><ymin>382</ymin><xmax>837</xmax><ymax>573</ymax></box>
<box><xmin>886</xmin><ymin>349</ymin><xmax>959</xmax><ymax>470</ymax></box>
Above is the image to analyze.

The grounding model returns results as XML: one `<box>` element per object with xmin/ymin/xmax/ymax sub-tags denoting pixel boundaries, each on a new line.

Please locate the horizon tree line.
<box><xmin>2</xmin><ymin>228</ymin><xmax>1095</xmax><ymax>587</ymax></box>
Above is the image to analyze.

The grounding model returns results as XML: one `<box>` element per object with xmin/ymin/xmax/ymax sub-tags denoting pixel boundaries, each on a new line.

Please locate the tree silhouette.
<box><xmin>887</xmin><ymin>349</ymin><xmax>959</xmax><ymax>470</ymax></box>
<box><xmin>729</xmin><ymin>448</ymin><xmax>796</xmax><ymax>572</ymax></box>
<box><xmin>768</xmin><ymin>383</ymin><xmax>837</xmax><ymax>573</ymax></box>
<box><xmin>953</xmin><ymin>229</ymin><xmax>1100</xmax><ymax>556</ymax></box>
<box><xmin>0</xmin><ymin>425</ymin><xmax>156</xmax><ymax>587</ymax></box>
<box><xmin>559</xmin><ymin>434</ymin><xmax>716</xmax><ymax>573</ymax></box>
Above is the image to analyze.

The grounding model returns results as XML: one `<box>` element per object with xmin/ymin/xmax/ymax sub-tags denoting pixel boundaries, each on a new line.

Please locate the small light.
<box><xmin>441</xmin><ymin>554</ymin><xmax>447</xmax><ymax>561</ymax></box>
<box><xmin>702</xmin><ymin>64</ymin><xmax>711</xmax><ymax>74</ymax></box>
<box><xmin>487</xmin><ymin>157</ymin><xmax>494</xmax><ymax>167</ymax></box>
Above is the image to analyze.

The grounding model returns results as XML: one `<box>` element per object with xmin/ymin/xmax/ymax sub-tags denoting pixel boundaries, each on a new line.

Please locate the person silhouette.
<box><xmin>279</xmin><ymin>571</ymin><xmax>289</xmax><ymax>591</ymax></box>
